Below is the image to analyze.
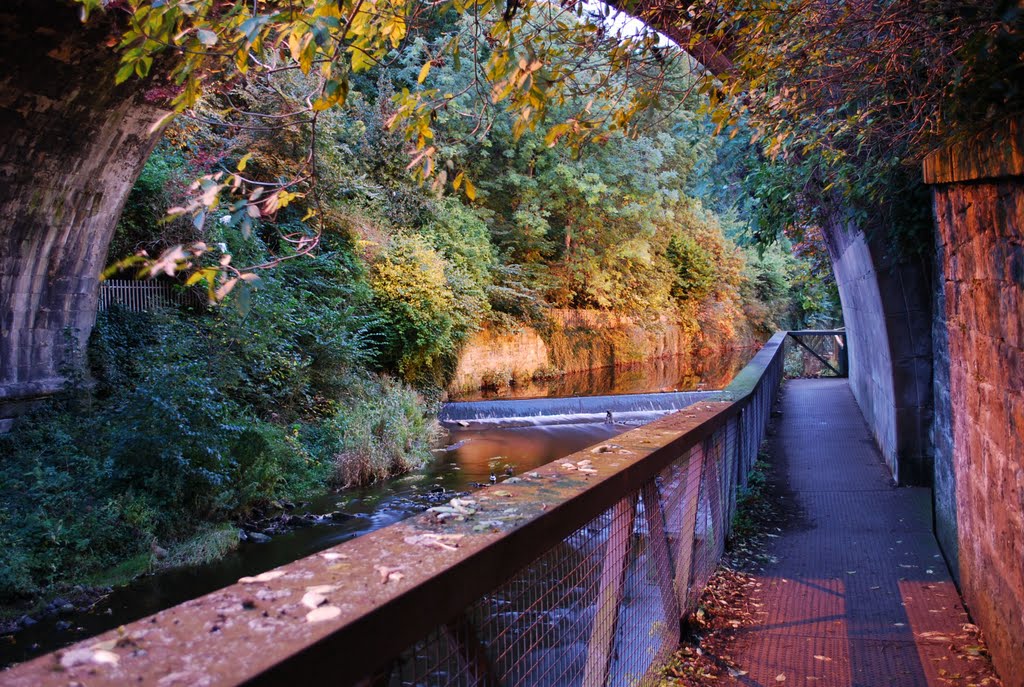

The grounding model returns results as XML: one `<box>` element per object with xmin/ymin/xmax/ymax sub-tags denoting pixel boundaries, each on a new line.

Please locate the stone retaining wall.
<box><xmin>448</xmin><ymin>308</ymin><xmax>753</xmax><ymax>396</ymax></box>
<box><xmin>821</xmin><ymin>214</ymin><xmax>933</xmax><ymax>485</ymax></box>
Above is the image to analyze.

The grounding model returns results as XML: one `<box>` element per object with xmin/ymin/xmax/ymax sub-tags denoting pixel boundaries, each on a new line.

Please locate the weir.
<box><xmin>439</xmin><ymin>390</ymin><xmax>723</xmax><ymax>428</ymax></box>
<box><xmin>0</xmin><ymin>333</ymin><xmax>790</xmax><ymax>686</ymax></box>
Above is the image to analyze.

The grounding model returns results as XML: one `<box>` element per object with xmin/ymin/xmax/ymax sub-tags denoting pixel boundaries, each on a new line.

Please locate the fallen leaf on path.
<box><xmin>404</xmin><ymin>533</ymin><xmax>465</xmax><ymax>551</ymax></box>
<box><xmin>60</xmin><ymin>648</ymin><xmax>119</xmax><ymax>668</ymax></box>
<box><xmin>306</xmin><ymin>584</ymin><xmax>338</xmax><ymax>595</ymax></box>
<box><xmin>301</xmin><ymin>591</ymin><xmax>327</xmax><ymax>609</ymax></box>
<box><xmin>91</xmin><ymin>649</ymin><xmax>119</xmax><ymax>666</ymax></box>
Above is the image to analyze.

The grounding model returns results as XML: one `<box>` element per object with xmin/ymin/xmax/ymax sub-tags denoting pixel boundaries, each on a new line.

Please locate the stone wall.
<box><xmin>821</xmin><ymin>215</ymin><xmax>933</xmax><ymax>484</ymax></box>
<box><xmin>449</xmin><ymin>327</ymin><xmax>552</xmax><ymax>393</ymax></box>
<box><xmin>0</xmin><ymin>3</ymin><xmax>170</xmax><ymax>430</ymax></box>
<box><xmin>924</xmin><ymin>120</ymin><xmax>1024</xmax><ymax>685</ymax></box>
<box><xmin>449</xmin><ymin>309</ymin><xmax>754</xmax><ymax>396</ymax></box>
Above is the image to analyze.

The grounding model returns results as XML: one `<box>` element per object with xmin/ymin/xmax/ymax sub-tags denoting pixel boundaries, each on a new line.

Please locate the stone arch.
<box><xmin>0</xmin><ymin>2</ymin><xmax>170</xmax><ymax>427</ymax></box>
<box><xmin>821</xmin><ymin>216</ymin><xmax>934</xmax><ymax>486</ymax></box>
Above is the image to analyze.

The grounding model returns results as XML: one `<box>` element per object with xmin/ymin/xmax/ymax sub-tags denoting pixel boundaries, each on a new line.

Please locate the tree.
<box><xmin>614</xmin><ymin>0</ymin><xmax>1023</xmax><ymax>246</ymax></box>
<box><xmin>0</xmin><ymin>0</ymin><xmax>710</xmax><ymax>415</ymax></box>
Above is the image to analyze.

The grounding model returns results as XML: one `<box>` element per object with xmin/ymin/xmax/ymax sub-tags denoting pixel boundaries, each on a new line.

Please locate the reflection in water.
<box><xmin>0</xmin><ymin>348</ymin><xmax>753</xmax><ymax>668</ymax></box>
<box><xmin>449</xmin><ymin>349</ymin><xmax>749</xmax><ymax>402</ymax></box>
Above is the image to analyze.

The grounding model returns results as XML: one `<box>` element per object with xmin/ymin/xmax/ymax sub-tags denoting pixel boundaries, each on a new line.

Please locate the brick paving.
<box><xmin>725</xmin><ymin>379</ymin><xmax>998</xmax><ymax>687</ymax></box>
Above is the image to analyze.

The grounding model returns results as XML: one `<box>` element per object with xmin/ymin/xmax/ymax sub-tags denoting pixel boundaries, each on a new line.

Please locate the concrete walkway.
<box><xmin>725</xmin><ymin>379</ymin><xmax>997</xmax><ymax>687</ymax></box>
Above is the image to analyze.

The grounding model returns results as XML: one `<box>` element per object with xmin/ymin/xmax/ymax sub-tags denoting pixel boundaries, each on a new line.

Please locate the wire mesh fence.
<box><xmin>368</xmin><ymin>339</ymin><xmax>784</xmax><ymax>687</ymax></box>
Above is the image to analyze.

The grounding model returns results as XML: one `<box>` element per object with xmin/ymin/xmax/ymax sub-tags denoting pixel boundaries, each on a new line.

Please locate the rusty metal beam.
<box><xmin>672</xmin><ymin>445</ymin><xmax>704</xmax><ymax>614</ymax></box>
<box><xmin>640</xmin><ymin>480</ymin><xmax>680</xmax><ymax>633</ymax></box>
<box><xmin>443</xmin><ymin>613</ymin><xmax>501</xmax><ymax>687</ymax></box>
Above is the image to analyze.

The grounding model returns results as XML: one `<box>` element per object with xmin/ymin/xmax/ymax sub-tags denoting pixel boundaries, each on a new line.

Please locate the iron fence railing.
<box><xmin>786</xmin><ymin>329</ymin><xmax>847</xmax><ymax>378</ymax></box>
<box><xmin>2</xmin><ymin>333</ymin><xmax>788</xmax><ymax>687</ymax></box>
<box><xmin>98</xmin><ymin>279</ymin><xmax>203</xmax><ymax>312</ymax></box>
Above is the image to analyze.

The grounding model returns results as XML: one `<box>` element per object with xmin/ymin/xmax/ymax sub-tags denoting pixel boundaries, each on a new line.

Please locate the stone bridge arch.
<box><xmin>0</xmin><ymin>2</ymin><xmax>169</xmax><ymax>428</ymax></box>
<box><xmin>822</xmin><ymin>217</ymin><xmax>934</xmax><ymax>486</ymax></box>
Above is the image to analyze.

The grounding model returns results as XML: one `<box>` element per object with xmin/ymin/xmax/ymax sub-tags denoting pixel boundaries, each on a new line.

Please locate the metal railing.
<box><xmin>2</xmin><ymin>333</ymin><xmax>788</xmax><ymax>687</ymax></box>
<box><xmin>787</xmin><ymin>329</ymin><xmax>847</xmax><ymax>377</ymax></box>
<box><xmin>98</xmin><ymin>279</ymin><xmax>203</xmax><ymax>312</ymax></box>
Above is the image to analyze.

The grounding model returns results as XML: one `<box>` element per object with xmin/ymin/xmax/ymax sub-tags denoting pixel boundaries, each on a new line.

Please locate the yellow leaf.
<box><xmin>237</xmin><ymin>152</ymin><xmax>252</xmax><ymax>172</ymax></box>
<box><xmin>185</xmin><ymin>270</ymin><xmax>208</xmax><ymax>286</ymax></box>
<box><xmin>417</xmin><ymin>61</ymin><xmax>431</xmax><ymax>84</ymax></box>
<box><xmin>463</xmin><ymin>176</ymin><xmax>476</xmax><ymax>201</ymax></box>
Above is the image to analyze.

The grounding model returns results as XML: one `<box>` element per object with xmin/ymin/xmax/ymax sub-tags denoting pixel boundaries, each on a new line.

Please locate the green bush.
<box><xmin>319</xmin><ymin>376</ymin><xmax>440</xmax><ymax>487</ymax></box>
<box><xmin>666</xmin><ymin>233</ymin><xmax>716</xmax><ymax>303</ymax></box>
<box><xmin>370</xmin><ymin>233</ymin><xmax>479</xmax><ymax>385</ymax></box>
<box><xmin>0</xmin><ymin>241</ymin><xmax>422</xmax><ymax>603</ymax></box>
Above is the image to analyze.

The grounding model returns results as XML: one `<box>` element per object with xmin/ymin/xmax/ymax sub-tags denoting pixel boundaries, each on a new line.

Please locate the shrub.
<box><xmin>324</xmin><ymin>376</ymin><xmax>440</xmax><ymax>487</ymax></box>
<box><xmin>370</xmin><ymin>233</ymin><xmax>477</xmax><ymax>385</ymax></box>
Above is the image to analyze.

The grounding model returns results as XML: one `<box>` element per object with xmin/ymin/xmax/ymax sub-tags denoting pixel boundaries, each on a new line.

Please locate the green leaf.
<box><xmin>115</xmin><ymin>61</ymin><xmax>136</xmax><ymax>85</ymax></box>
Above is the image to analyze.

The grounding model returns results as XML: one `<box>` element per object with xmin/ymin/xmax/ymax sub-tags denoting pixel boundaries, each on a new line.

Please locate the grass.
<box><xmin>158</xmin><ymin>524</ymin><xmax>241</xmax><ymax>570</ymax></box>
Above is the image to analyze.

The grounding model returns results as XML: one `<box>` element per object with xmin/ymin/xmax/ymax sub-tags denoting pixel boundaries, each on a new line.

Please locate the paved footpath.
<box><xmin>724</xmin><ymin>379</ymin><xmax>1000</xmax><ymax>687</ymax></box>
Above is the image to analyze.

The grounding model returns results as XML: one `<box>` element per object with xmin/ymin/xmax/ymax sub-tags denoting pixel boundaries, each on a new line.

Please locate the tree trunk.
<box><xmin>0</xmin><ymin>2</ymin><xmax>171</xmax><ymax>427</ymax></box>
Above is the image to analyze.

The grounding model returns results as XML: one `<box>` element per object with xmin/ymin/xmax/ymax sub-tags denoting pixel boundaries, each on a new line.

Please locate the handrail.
<box><xmin>786</xmin><ymin>329</ymin><xmax>847</xmax><ymax>377</ymax></box>
<box><xmin>1</xmin><ymin>332</ymin><xmax>790</xmax><ymax>687</ymax></box>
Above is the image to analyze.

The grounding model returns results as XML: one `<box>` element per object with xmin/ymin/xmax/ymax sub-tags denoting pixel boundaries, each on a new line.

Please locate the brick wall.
<box><xmin>925</xmin><ymin>119</ymin><xmax>1024</xmax><ymax>685</ymax></box>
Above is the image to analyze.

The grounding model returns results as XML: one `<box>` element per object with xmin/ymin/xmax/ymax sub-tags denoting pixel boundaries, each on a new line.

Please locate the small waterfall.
<box><xmin>440</xmin><ymin>390</ymin><xmax>723</xmax><ymax>429</ymax></box>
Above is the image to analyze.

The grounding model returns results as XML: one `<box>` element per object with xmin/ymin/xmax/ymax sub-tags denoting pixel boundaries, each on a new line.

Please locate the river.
<box><xmin>0</xmin><ymin>351</ymin><xmax>749</xmax><ymax>668</ymax></box>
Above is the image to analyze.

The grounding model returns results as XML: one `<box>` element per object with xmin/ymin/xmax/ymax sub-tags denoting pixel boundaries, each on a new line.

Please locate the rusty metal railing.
<box><xmin>0</xmin><ymin>333</ymin><xmax>788</xmax><ymax>687</ymax></box>
<box><xmin>787</xmin><ymin>329</ymin><xmax>847</xmax><ymax>377</ymax></box>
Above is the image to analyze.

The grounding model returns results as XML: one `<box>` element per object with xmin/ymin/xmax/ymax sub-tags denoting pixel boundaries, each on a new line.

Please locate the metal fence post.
<box><xmin>640</xmin><ymin>482</ymin><xmax>680</xmax><ymax>635</ymax></box>
<box><xmin>583</xmin><ymin>494</ymin><xmax>638</xmax><ymax>687</ymax></box>
<box><xmin>672</xmin><ymin>447</ymin><xmax>705</xmax><ymax>616</ymax></box>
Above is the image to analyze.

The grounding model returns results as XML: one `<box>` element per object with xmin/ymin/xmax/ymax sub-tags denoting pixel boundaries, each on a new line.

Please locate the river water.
<box><xmin>448</xmin><ymin>347</ymin><xmax>748</xmax><ymax>401</ymax></box>
<box><xmin>0</xmin><ymin>351</ymin><xmax>749</xmax><ymax>668</ymax></box>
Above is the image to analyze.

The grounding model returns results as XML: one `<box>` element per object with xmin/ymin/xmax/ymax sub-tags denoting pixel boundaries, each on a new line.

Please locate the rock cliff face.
<box><xmin>925</xmin><ymin>120</ymin><xmax>1024</xmax><ymax>685</ymax></box>
<box><xmin>0</xmin><ymin>3</ymin><xmax>170</xmax><ymax>429</ymax></box>
<box><xmin>449</xmin><ymin>308</ymin><xmax>756</xmax><ymax>396</ymax></box>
